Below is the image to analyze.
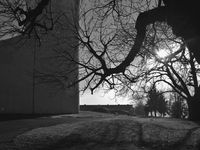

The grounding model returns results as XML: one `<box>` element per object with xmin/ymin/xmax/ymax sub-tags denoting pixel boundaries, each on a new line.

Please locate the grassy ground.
<box><xmin>0</xmin><ymin>111</ymin><xmax>199</xmax><ymax>150</ymax></box>
<box><xmin>0</xmin><ymin>111</ymin><xmax>116</xmax><ymax>149</ymax></box>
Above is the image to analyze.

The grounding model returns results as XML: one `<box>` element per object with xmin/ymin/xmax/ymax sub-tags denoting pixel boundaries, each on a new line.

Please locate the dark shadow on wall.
<box><xmin>0</xmin><ymin>114</ymin><xmax>55</xmax><ymax>121</ymax></box>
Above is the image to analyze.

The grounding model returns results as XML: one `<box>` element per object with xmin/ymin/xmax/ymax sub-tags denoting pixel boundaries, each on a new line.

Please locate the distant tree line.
<box><xmin>134</xmin><ymin>86</ymin><xmax>188</xmax><ymax>119</ymax></box>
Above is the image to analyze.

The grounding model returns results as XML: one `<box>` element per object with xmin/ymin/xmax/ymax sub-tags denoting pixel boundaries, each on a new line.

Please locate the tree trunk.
<box><xmin>154</xmin><ymin>111</ymin><xmax>157</xmax><ymax>117</ymax></box>
<box><xmin>186</xmin><ymin>37</ymin><xmax>200</xmax><ymax>64</ymax></box>
<box><xmin>187</xmin><ymin>95</ymin><xmax>200</xmax><ymax>121</ymax></box>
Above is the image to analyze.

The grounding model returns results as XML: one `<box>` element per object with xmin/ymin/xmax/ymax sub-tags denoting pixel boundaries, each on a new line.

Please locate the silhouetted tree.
<box><xmin>75</xmin><ymin>0</ymin><xmax>200</xmax><ymax>120</ymax></box>
<box><xmin>157</xmin><ymin>94</ymin><xmax>168</xmax><ymax>117</ymax></box>
<box><xmin>134</xmin><ymin>44</ymin><xmax>200</xmax><ymax>120</ymax></box>
<box><xmin>146</xmin><ymin>86</ymin><xmax>158</xmax><ymax>117</ymax></box>
<box><xmin>170</xmin><ymin>93</ymin><xmax>188</xmax><ymax>119</ymax></box>
<box><xmin>145</xmin><ymin>86</ymin><xmax>168</xmax><ymax>117</ymax></box>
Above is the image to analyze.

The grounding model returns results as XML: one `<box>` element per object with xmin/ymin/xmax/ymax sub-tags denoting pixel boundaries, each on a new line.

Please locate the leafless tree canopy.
<box><xmin>77</xmin><ymin>0</ymin><xmax>200</xmax><ymax>94</ymax></box>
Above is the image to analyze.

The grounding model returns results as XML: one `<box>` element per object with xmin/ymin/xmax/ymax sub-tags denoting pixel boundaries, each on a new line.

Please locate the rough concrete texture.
<box><xmin>14</xmin><ymin>117</ymin><xmax>200</xmax><ymax>150</ymax></box>
<box><xmin>0</xmin><ymin>0</ymin><xmax>79</xmax><ymax>114</ymax></box>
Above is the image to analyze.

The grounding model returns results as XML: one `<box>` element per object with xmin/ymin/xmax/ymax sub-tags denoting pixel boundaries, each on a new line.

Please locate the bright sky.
<box><xmin>80</xmin><ymin>90</ymin><xmax>131</xmax><ymax>105</ymax></box>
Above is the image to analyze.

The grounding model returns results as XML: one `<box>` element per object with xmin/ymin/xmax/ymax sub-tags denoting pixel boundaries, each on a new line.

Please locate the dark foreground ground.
<box><xmin>0</xmin><ymin>111</ymin><xmax>115</xmax><ymax>149</ymax></box>
<box><xmin>0</xmin><ymin>111</ymin><xmax>199</xmax><ymax>150</ymax></box>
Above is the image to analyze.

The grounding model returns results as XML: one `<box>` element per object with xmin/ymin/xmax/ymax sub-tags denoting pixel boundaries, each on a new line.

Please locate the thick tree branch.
<box><xmin>189</xmin><ymin>51</ymin><xmax>198</xmax><ymax>92</ymax></box>
<box><xmin>106</xmin><ymin>7</ymin><xmax>167</xmax><ymax>75</ymax></box>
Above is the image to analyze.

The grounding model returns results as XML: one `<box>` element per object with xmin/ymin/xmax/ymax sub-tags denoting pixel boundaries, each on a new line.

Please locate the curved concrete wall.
<box><xmin>0</xmin><ymin>0</ymin><xmax>79</xmax><ymax>114</ymax></box>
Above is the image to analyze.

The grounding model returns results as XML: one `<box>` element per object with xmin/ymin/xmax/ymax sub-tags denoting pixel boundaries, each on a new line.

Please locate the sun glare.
<box><xmin>156</xmin><ymin>49</ymin><xmax>169</xmax><ymax>59</ymax></box>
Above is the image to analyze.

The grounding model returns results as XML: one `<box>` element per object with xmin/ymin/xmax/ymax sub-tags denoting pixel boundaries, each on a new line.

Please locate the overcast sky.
<box><xmin>80</xmin><ymin>90</ymin><xmax>131</xmax><ymax>105</ymax></box>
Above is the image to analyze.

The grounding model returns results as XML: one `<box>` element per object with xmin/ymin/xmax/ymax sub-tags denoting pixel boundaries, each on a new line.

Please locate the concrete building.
<box><xmin>0</xmin><ymin>0</ymin><xmax>79</xmax><ymax>114</ymax></box>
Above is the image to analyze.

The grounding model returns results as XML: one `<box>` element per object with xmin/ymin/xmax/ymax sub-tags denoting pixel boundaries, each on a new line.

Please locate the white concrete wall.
<box><xmin>0</xmin><ymin>0</ymin><xmax>79</xmax><ymax>114</ymax></box>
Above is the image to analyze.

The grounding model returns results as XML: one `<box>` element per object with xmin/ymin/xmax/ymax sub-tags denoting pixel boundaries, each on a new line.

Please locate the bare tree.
<box><xmin>169</xmin><ymin>93</ymin><xmax>188</xmax><ymax>119</ymax></box>
<box><xmin>1</xmin><ymin>0</ymin><xmax>200</xmax><ymax>120</ymax></box>
<box><xmin>145</xmin><ymin>85</ymin><xmax>168</xmax><ymax>117</ymax></box>
<box><xmin>69</xmin><ymin>0</ymin><xmax>200</xmax><ymax>120</ymax></box>
<box><xmin>0</xmin><ymin>0</ymin><xmax>53</xmax><ymax>42</ymax></box>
